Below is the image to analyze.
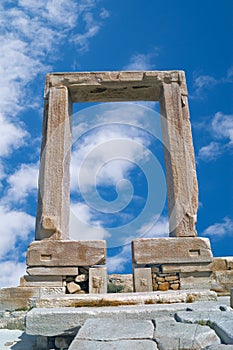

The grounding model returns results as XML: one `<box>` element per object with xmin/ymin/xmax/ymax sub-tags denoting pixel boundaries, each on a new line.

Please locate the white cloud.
<box><xmin>2</xmin><ymin>162</ymin><xmax>39</xmax><ymax>204</ymax></box>
<box><xmin>0</xmin><ymin>205</ymin><xmax>34</xmax><ymax>260</ymax></box>
<box><xmin>211</xmin><ymin>112</ymin><xmax>233</xmax><ymax>144</ymax></box>
<box><xmin>70</xmin><ymin>202</ymin><xmax>110</xmax><ymax>241</ymax></box>
<box><xmin>124</xmin><ymin>52</ymin><xmax>156</xmax><ymax>70</ymax></box>
<box><xmin>0</xmin><ymin>261</ymin><xmax>26</xmax><ymax>288</ymax></box>
<box><xmin>108</xmin><ymin>245</ymin><xmax>131</xmax><ymax>273</ymax></box>
<box><xmin>192</xmin><ymin>67</ymin><xmax>233</xmax><ymax>98</ymax></box>
<box><xmin>71</xmin><ymin>123</ymin><xmax>151</xmax><ymax>193</ymax></box>
<box><xmin>136</xmin><ymin>215</ymin><xmax>169</xmax><ymax>238</ymax></box>
<box><xmin>201</xmin><ymin>217</ymin><xmax>233</xmax><ymax>237</ymax></box>
<box><xmin>193</xmin><ymin>75</ymin><xmax>217</xmax><ymax>97</ymax></box>
<box><xmin>198</xmin><ymin>112</ymin><xmax>233</xmax><ymax>161</ymax></box>
<box><xmin>0</xmin><ymin>114</ymin><xmax>28</xmax><ymax>157</ymax></box>
<box><xmin>198</xmin><ymin>141</ymin><xmax>223</xmax><ymax>161</ymax></box>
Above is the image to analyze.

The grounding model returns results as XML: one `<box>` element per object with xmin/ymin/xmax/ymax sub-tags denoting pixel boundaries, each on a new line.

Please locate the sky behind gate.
<box><xmin>0</xmin><ymin>0</ymin><xmax>232</xmax><ymax>287</ymax></box>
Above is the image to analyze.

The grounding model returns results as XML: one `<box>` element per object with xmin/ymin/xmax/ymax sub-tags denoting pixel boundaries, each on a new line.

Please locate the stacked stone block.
<box><xmin>21</xmin><ymin>240</ymin><xmax>107</xmax><ymax>294</ymax></box>
<box><xmin>132</xmin><ymin>237</ymin><xmax>214</xmax><ymax>292</ymax></box>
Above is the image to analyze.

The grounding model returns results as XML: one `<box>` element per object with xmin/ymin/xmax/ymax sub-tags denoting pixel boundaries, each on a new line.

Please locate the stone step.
<box><xmin>34</xmin><ymin>289</ymin><xmax>217</xmax><ymax>308</ymax></box>
<box><xmin>26</xmin><ymin>296</ymin><xmax>229</xmax><ymax>338</ymax></box>
<box><xmin>69</xmin><ymin>318</ymin><xmax>157</xmax><ymax>349</ymax></box>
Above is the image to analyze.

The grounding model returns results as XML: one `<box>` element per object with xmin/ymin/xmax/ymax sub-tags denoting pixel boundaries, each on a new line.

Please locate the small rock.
<box><xmin>170</xmin><ymin>283</ymin><xmax>180</xmax><ymax>290</ymax></box>
<box><xmin>67</xmin><ymin>282</ymin><xmax>81</xmax><ymax>294</ymax></box>
<box><xmin>158</xmin><ymin>282</ymin><xmax>169</xmax><ymax>291</ymax></box>
<box><xmin>75</xmin><ymin>274</ymin><xmax>88</xmax><ymax>283</ymax></box>
<box><xmin>156</xmin><ymin>277</ymin><xmax>165</xmax><ymax>283</ymax></box>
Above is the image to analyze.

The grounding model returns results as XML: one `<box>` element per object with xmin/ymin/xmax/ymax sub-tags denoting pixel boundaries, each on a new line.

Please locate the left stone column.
<box><xmin>35</xmin><ymin>86</ymin><xmax>72</xmax><ymax>240</ymax></box>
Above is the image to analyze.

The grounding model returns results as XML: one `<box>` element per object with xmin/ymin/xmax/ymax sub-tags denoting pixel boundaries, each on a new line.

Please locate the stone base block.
<box><xmin>133</xmin><ymin>268</ymin><xmax>153</xmax><ymax>292</ymax></box>
<box><xmin>89</xmin><ymin>267</ymin><xmax>107</xmax><ymax>294</ymax></box>
<box><xmin>161</xmin><ymin>262</ymin><xmax>212</xmax><ymax>274</ymax></box>
<box><xmin>132</xmin><ymin>237</ymin><xmax>213</xmax><ymax>265</ymax></box>
<box><xmin>180</xmin><ymin>272</ymin><xmax>212</xmax><ymax>290</ymax></box>
<box><xmin>27</xmin><ymin>266</ymin><xmax>79</xmax><ymax>276</ymax></box>
<box><xmin>20</xmin><ymin>275</ymin><xmax>64</xmax><ymax>287</ymax></box>
<box><xmin>211</xmin><ymin>271</ymin><xmax>233</xmax><ymax>295</ymax></box>
<box><xmin>0</xmin><ymin>286</ymin><xmax>65</xmax><ymax>311</ymax></box>
<box><xmin>26</xmin><ymin>240</ymin><xmax>106</xmax><ymax>267</ymax></box>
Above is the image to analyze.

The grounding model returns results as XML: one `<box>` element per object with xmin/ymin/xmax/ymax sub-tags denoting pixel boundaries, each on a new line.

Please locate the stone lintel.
<box><xmin>133</xmin><ymin>267</ymin><xmax>153</xmax><ymax>293</ymax></box>
<box><xmin>132</xmin><ymin>238</ymin><xmax>213</xmax><ymax>265</ymax></box>
<box><xmin>26</xmin><ymin>240</ymin><xmax>106</xmax><ymax>267</ymax></box>
<box><xmin>45</xmin><ymin>70</ymin><xmax>187</xmax><ymax>102</ymax></box>
<box><xmin>27</xmin><ymin>266</ymin><xmax>79</xmax><ymax>276</ymax></box>
<box><xmin>89</xmin><ymin>267</ymin><xmax>107</xmax><ymax>294</ymax></box>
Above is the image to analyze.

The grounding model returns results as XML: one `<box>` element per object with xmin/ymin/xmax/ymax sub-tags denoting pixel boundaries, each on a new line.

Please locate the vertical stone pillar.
<box><xmin>36</xmin><ymin>86</ymin><xmax>72</xmax><ymax>240</ymax></box>
<box><xmin>160</xmin><ymin>75</ymin><xmax>198</xmax><ymax>237</ymax></box>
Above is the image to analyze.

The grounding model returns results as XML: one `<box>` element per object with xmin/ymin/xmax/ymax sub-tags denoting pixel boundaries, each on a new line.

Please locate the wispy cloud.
<box><xmin>191</xmin><ymin>66</ymin><xmax>233</xmax><ymax>99</ymax></box>
<box><xmin>124</xmin><ymin>52</ymin><xmax>157</xmax><ymax>71</ymax></box>
<box><xmin>0</xmin><ymin>0</ymin><xmax>110</xmax><ymax>285</ymax></box>
<box><xmin>197</xmin><ymin>112</ymin><xmax>233</xmax><ymax>161</ymax></box>
<box><xmin>0</xmin><ymin>261</ymin><xmax>26</xmax><ymax>288</ymax></box>
<box><xmin>70</xmin><ymin>202</ymin><xmax>110</xmax><ymax>241</ymax></box>
<box><xmin>1</xmin><ymin>162</ymin><xmax>39</xmax><ymax>205</ymax></box>
<box><xmin>201</xmin><ymin>217</ymin><xmax>233</xmax><ymax>237</ymax></box>
<box><xmin>0</xmin><ymin>205</ymin><xmax>34</xmax><ymax>260</ymax></box>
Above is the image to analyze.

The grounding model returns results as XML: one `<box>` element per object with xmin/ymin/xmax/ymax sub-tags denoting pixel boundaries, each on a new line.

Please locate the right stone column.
<box><xmin>160</xmin><ymin>73</ymin><xmax>198</xmax><ymax>237</ymax></box>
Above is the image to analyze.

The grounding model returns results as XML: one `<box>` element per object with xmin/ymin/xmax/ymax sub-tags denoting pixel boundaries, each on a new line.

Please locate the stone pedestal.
<box><xmin>24</xmin><ymin>240</ymin><xmax>106</xmax><ymax>294</ymax></box>
<box><xmin>132</xmin><ymin>237</ymin><xmax>214</xmax><ymax>292</ymax></box>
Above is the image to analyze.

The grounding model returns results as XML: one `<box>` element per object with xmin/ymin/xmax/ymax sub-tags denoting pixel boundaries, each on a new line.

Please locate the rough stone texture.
<box><xmin>211</xmin><ymin>271</ymin><xmax>233</xmax><ymax>295</ymax></box>
<box><xmin>26</xmin><ymin>296</ymin><xmax>228</xmax><ymax>337</ymax></box>
<box><xmin>27</xmin><ymin>266</ymin><xmax>79</xmax><ymax>276</ymax></box>
<box><xmin>160</xmin><ymin>78</ymin><xmax>198</xmax><ymax>237</ymax></box>
<box><xmin>180</xmin><ymin>271</ymin><xmax>212</xmax><ymax>290</ymax></box>
<box><xmin>108</xmin><ymin>274</ymin><xmax>133</xmax><ymax>293</ymax></box>
<box><xmin>231</xmin><ymin>289</ymin><xmax>233</xmax><ymax>308</ymax></box>
<box><xmin>33</xmin><ymin>289</ymin><xmax>216</xmax><ymax>309</ymax></box>
<box><xmin>45</xmin><ymin>71</ymin><xmax>185</xmax><ymax>103</ymax></box>
<box><xmin>0</xmin><ymin>329</ymin><xmax>37</xmax><ymax>350</ymax></box>
<box><xmin>133</xmin><ymin>268</ymin><xmax>153</xmax><ymax>292</ymax></box>
<box><xmin>162</xmin><ymin>263</ymin><xmax>213</xmax><ymax>273</ymax></box>
<box><xmin>20</xmin><ymin>275</ymin><xmax>63</xmax><ymax>287</ymax></box>
<box><xmin>69</xmin><ymin>339</ymin><xmax>158</xmax><ymax>350</ymax></box>
<box><xmin>154</xmin><ymin>318</ymin><xmax>220</xmax><ymax>350</ymax></box>
<box><xmin>76</xmin><ymin>318</ymin><xmax>154</xmax><ymax>340</ymax></box>
<box><xmin>0</xmin><ymin>287</ymin><xmax>65</xmax><ymax>311</ymax></box>
<box><xmin>67</xmin><ymin>282</ymin><xmax>81</xmax><ymax>294</ymax></box>
<box><xmin>158</xmin><ymin>282</ymin><xmax>169</xmax><ymax>291</ymax></box>
<box><xmin>205</xmin><ymin>346</ymin><xmax>233</xmax><ymax>349</ymax></box>
<box><xmin>132</xmin><ymin>238</ymin><xmax>213</xmax><ymax>264</ymax></box>
<box><xmin>89</xmin><ymin>267</ymin><xmax>107</xmax><ymax>294</ymax></box>
<box><xmin>175</xmin><ymin>311</ymin><xmax>233</xmax><ymax>344</ymax></box>
<box><xmin>0</xmin><ymin>311</ymin><xmax>26</xmax><ymax>331</ymax></box>
<box><xmin>0</xmin><ymin>287</ymin><xmax>40</xmax><ymax>311</ymax></box>
<box><xmin>26</xmin><ymin>240</ymin><xmax>106</xmax><ymax>266</ymax></box>
<box><xmin>36</xmin><ymin>85</ymin><xmax>72</xmax><ymax>240</ymax></box>
<box><xmin>75</xmin><ymin>274</ymin><xmax>88</xmax><ymax>283</ymax></box>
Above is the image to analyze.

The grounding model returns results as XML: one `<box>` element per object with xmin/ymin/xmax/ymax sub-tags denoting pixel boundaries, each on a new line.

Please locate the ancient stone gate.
<box><xmin>25</xmin><ymin>71</ymin><xmax>213</xmax><ymax>293</ymax></box>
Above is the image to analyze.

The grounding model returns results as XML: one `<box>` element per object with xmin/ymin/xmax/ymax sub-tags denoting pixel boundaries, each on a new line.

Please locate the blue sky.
<box><xmin>0</xmin><ymin>0</ymin><xmax>232</xmax><ymax>287</ymax></box>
